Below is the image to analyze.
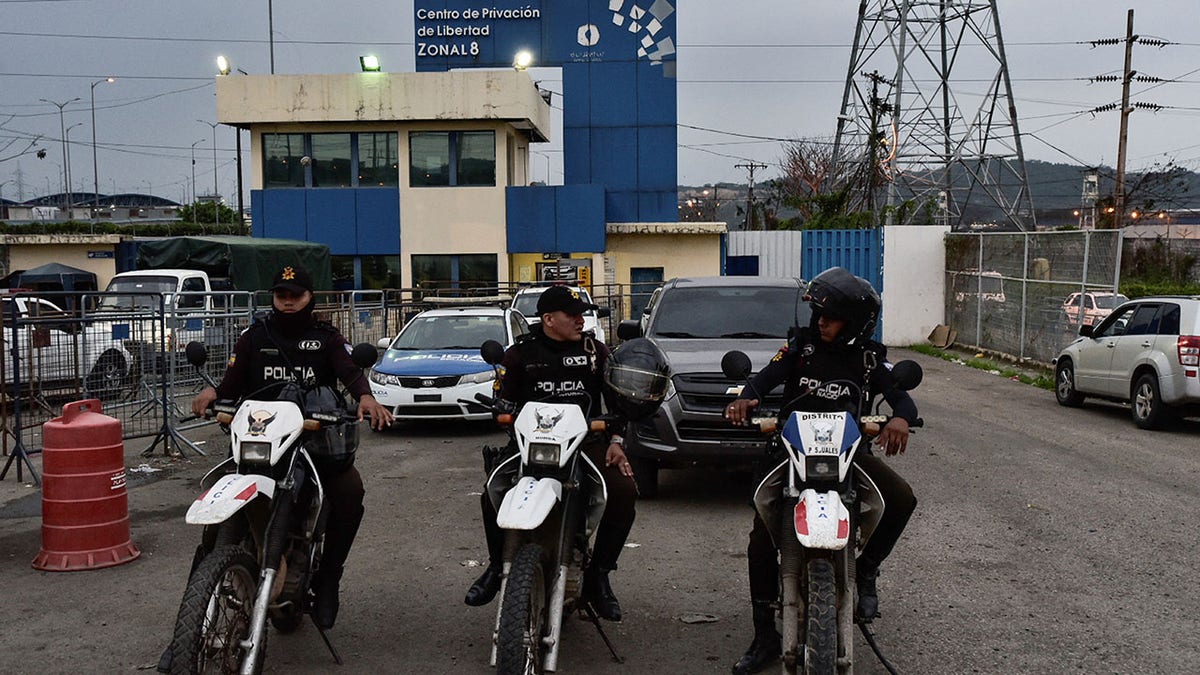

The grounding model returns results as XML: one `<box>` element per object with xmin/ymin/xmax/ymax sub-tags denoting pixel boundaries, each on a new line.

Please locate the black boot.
<box><xmin>856</xmin><ymin>558</ymin><xmax>880</xmax><ymax>622</ymax></box>
<box><xmin>732</xmin><ymin>600</ymin><xmax>780</xmax><ymax>675</ymax></box>
<box><xmin>312</xmin><ymin>566</ymin><xmax>344</xmax><ymax>629</ymax></box>
<box><xmin>464</xmin><ymin>564</ymin><xmax>503</xmax><ymax>606</ymax></box>
<box><xmin>582</xmin><ymin>566</ymin><xmax>622</xmax><ymax>622</ymax></box>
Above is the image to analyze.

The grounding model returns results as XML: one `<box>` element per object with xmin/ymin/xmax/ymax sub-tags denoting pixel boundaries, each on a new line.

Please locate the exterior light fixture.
<box><xmin>360</xmin><ymin>55</ymin><xmax>382</xmax><ymax>72</ymax></box>
<box><xmin>513</xmin><ymin>51</ymin><xmax>533</xmax><ymax>71</ymax></box>
<box><xmin>1130</xmin><ymin>211</ymin><xmax>1139</xmax><ymax>219</ymax></box>
<box><xmin>217</xmin><ymin>55</ymin><xmax>231</xmax><ymax>76</ymax></box>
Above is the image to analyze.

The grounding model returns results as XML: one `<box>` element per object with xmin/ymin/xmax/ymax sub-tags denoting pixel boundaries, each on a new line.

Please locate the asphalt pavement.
<box><xmin>1</xmin><ymin>349</ymin><xmax>1197</xmax><ymax>674</ymax></box>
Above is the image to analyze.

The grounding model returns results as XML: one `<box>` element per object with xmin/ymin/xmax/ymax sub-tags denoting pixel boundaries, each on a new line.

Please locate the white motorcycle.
<box><xmin>474</xmin><ymin>339</ymin><xmax>641</xmax><ymax>675</ymax></box>
<box><xmin>722</xmin><ymin>350</ymin><xmax>923</xmax><ymax>675</ymax></box>
<box><xmin>161</xmin><ymin>340</ymin><xmax>377</xmax><ymax>675</ymax></box>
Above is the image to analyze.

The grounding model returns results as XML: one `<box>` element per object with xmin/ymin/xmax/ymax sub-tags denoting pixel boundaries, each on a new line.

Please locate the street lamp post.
<box><xmin>39</xmin><ymin>97</ymin><xmax>80</xmax><ymax>214</ymax></box>
<box><xmin>65</xmin><ymin>122</ymin><xmax>83</xmax><ymax>220</ymax></box>
<box><xmin>191</xmin><ymin>139</ymin><xmax>204</xmax><ymax>227</ymax></box>
<box><xmin>90</xmin><ymin>77</ymin><xmax>115</xmax><ymax>224</ymax></box>
<box><xmin>198</xmin><ymin>120</ymin><xmax>220</xmax><ymax>227</ymax></box>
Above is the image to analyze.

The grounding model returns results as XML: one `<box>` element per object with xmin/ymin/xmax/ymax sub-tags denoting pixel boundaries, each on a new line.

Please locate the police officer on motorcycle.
<box><xmin>724</xmin><ymin>267</ymin><xmax>920</xmax><ymax>675</ymax></box>
<box><xmin>463</xmin><ymin>285</ymin><xmax>641</xmax><ymax>622</ymax></box>
<box><xmin>191</xmin><ymin>264</ymin><xmax>393</xmax><ymax>629</ymax></box>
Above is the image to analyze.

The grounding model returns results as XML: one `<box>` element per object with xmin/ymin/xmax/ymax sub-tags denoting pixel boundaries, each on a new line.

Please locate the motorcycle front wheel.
<box><xmin>168</xmin><ymin>545</ymin><xmax>260</xmax><ymax>675</ymax></box>
<box><xmin>496</xmin><ymin>543</ymin><xmax>548</xmax><ymax>675</ymax></box>
<box><xmin>803</xmin><ymin>557</ymin><xmax>838</xmax><ymax>675</ymax></box>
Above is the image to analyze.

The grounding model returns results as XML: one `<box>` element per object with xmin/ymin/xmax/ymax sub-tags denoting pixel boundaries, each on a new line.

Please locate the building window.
<box><xmin>358</xmin><ymin>133</ymin><xmax>399</xmax><ymax>187</ymax></box>
<box><xmin>263</xmin><ymin>132</ymin><xmax>397</xmax><ymax>188</ymax></box>
<box><xmin>411</xmin><ymin>254</ymin><xmax>497</xmax><ymax>290</ymax></box>
<box><xmin>408</xmin><ymin>131</ymin><xmax>495</xmax><ymax>187</ymax></box>
<box><xmin>310</xmin><ymin>133</ymin><xmax>352</xmax><ymax>187</ymax></box>
<box><xmin>263</xmin><ymin>133</ymin><xmax>306</xmax><ymax>187</ymax></box>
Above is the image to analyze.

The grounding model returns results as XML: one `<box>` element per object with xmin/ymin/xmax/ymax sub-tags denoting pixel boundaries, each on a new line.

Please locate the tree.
<box><xmin>178</xmin><ymin>200</ymin><xmax>237</xmax><ymax>225</ymax></box>
<box><xmin>770</xmin><ymin>136</ymin><xmax>875</xmax><ymax>229</ymax></box>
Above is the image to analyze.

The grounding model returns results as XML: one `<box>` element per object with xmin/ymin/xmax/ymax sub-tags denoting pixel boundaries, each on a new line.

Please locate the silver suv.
<box><xmin>1054</xmin><ymin>295</ymin><xmax>1200</xmax><ymax>429</ymax></box>
<box><xmin>615</xmin><ymin>276</ymin><xmax>809</xmax><ymax>496</ymax></box>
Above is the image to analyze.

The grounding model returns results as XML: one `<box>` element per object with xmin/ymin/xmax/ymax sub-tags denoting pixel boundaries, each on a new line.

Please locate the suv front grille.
<box><xmin>674</xmin><ymin>373</ymin><xmax>784</xmax><ymax>413</ymax></box>
<box><xmin>397</xmin><ymin>375</ymin><xmax>461</xmax><ymax>388</ymax></box>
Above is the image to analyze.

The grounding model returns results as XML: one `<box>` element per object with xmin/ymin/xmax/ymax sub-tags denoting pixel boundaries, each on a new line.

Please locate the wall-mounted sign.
<box><xmin>87</xmin><ymin>250</ymin><xmax>115</xmax><ymax>259</ymax></box>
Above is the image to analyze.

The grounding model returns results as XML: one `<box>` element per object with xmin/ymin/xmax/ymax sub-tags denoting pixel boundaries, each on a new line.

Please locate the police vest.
<box><xmin>244</xmin><ymin>319</ymin><xmax>341</xmax><ymax>390</ymax></box>
<box><xmin>513</xmin><ymin>333</ymin><xmax>604</xmax><ymax>417</ymax></box>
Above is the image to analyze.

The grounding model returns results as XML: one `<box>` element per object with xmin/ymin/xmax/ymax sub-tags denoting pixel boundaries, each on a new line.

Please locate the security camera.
<box><xmin>300</xmin><ymin>156</ymin><xmax>312</xmax><ymax>166</ymax></box>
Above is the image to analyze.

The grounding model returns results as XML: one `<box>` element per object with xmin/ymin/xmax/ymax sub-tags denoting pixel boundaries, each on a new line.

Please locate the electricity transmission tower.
<box><xmin>831</xmin><ymin>0</ymin><xmax>1035</xmax><ymax>230</ymax></box>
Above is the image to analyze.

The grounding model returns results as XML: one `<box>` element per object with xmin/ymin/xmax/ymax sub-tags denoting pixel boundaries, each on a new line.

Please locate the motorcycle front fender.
<box><xmin>186</xmin><ymin>473</ymin><xmax>277</xmax><ymax>525</ymax></box>
<box><xmin>496</xmin><ymin>476</ymin><xmax>561</xmax><ymax>530</ymax></box>
<box><xmin>794</xmin><ymin>488</ymin><xmax>850</xmax><ymax>550</ymax></box>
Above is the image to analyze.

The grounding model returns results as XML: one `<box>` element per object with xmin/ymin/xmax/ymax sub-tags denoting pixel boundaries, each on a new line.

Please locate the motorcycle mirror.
<box><xmin>890</xmin><ymin>360</ymin><xmax>924</xmax><ymax>391</ymax></box>
<box><xmin>185</xmin><ymin>341</ymin><xmax>208</xmax><ymax>367</ymax></box>
<box><xmin>721</xmin><ymin>350</ymin><xmax>753</xmax><ymax>380</ymax></box>
<box><xmin>480</xmin><ymin>339</ymin><xmax>505</xmax><ymax>365</ymax></box>
<box><xmin>350</xmin><ymin>343</ymin><xmax>379</xmax><ymax>368</ymax></box>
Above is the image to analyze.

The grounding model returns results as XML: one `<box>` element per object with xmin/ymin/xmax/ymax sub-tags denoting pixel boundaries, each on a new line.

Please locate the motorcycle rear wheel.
<box><xmin>496</xmin><ymin>543</ymin><xmax>548</xmax><ymax>675</ymax></box>
<box><xmin>168</xmin><ymin>545</ymin><xmax>260</xmax><ymax>675</ymax></box>
<box><xmin>803</xmin><ymin>557</ymin><xmax>837</xmax><ymax>675</ymax></box>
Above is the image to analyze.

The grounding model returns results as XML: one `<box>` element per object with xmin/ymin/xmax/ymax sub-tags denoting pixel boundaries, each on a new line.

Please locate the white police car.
<box><xmin>369</xmin><ymin>306</ymin><xmax>529</xmax><ymax>421</ymax></box>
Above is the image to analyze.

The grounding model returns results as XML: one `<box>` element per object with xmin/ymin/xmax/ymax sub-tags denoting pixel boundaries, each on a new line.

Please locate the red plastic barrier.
<box><xmin>32</xmin><ymin>399</ymin><xmax>140</xmax><ymax>571</ymax></box>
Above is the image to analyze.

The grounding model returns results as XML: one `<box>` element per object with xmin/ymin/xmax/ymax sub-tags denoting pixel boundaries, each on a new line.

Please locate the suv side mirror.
<box><xmin>617</xmin><ymin>320</ymin><xmax>642</xmax><ymax>341</ymax></box>
<box><xmin>596</xmin><ymin>306</ymin><xmax>611</xmax><ymax>319</ymax></box>
<box><xmin>1079</xmin><ymin>324</ymin><xmax>1094</xmax><ymax>338</ymax></box>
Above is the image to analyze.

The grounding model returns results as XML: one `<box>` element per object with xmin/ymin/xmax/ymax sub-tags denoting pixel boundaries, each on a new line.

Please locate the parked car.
<box><xmin>1062</xmin><ymin>291</ymin><xmax>1129</xmax><ymax>327</ymax></box>
<box><xmin>511</xmin><ymin>284</ymin><xmax>610</xmax><ymax>343</ymax></box>
<box><xmin>951</xmin><ymin>270</ymin><xmax>1006</xmax><ymax>303</ymax></box>
<box><xmin>1</xmin><ymin>294</ymin><xmax>134</xmax><ymax>398</ymax></box>
<box><xmin>614</xmin><ymin>276</ymin><xmax>809</xmax><ymax>496</ymax></box>
<box><xmin>368</xmin><ymin>306</ymin><xmax>529</xmax><ymax>421</ymax></box>
<box><xmin>1054</xmin><ymin>295</ymin><xmax>1200</xmax><ymax>429</ymax></box>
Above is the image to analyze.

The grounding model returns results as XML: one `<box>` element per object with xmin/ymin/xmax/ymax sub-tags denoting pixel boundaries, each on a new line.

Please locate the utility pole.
<box><xmin>1114</xmin><ymin>9</ymin><xmax>1135</xmax><ymax>230</ymax></box>
<box><xmin>735</xmin><ymin>161</ymin><xmax>768</xmax><ymax>231</ymax></box>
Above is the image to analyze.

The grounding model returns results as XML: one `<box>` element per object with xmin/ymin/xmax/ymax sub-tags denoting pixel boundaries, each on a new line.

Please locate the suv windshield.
<box><xmin>650</xmin><ymin>286</ymin><xmax>805</xmax><ymax>339</ymax></box>
<box><xmin>392</xmin><ymin>315</ymin><xmax>507</xmax><ymax>350</ymax></box>
<box><xmin>99</xmin><ymin>276</ymin><xmax>178</xmax><ymax>311</ymax></box>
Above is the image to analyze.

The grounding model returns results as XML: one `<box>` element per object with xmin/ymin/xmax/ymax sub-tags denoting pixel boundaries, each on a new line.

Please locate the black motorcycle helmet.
<box><xmin>805</xmin><ymin>267</ymin><xmax>881</xmax><ymax>346</ymax></box>
<box><xmin>603</xmin><ymin>338</ymin><xmax>671</xmax><ymax>421</ymax></box>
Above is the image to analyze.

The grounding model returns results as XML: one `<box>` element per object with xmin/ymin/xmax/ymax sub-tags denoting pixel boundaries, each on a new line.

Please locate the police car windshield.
<box><xmin>393</xmin><ymin>315</ymin><xmax>508</xmax><ymax>350</ymax></box>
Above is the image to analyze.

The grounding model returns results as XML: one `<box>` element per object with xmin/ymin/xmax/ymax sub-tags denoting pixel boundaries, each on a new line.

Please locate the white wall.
<box><xmin>727</xmin><ymin>230</ymin><xmax>804</xmax><ymax>278</ymax></box>
<box><xmin>881</xmin><ymin>225</ymin><xmax>949</xmax><ymax>346</ymax></box>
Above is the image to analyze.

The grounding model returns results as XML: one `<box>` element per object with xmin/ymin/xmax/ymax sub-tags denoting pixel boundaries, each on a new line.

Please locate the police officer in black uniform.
<box><xmin>463</xmin><ymin>285</ymin><xmax>637</xmax><ymax>622</ymax></box>
<box><xmin>191</xmin><ymin>264</ymin><xmax>393</xmax><ymax>629</ymax></box>
<box><xmin>724</xmin><ymin>267</ymin><xmax>920</xmax><ymax>675</ymax></box>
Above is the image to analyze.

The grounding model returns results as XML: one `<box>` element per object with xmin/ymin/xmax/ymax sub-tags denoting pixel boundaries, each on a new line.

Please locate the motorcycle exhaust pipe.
<box><xmin>542</xmin><ymin>564</ymin><xmax>569</xmax><ymax>672</ymax></box>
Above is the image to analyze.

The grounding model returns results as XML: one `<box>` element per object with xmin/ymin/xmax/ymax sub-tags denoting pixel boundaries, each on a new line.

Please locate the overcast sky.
<box><xmin>3</xmin><ymin>0</ymin><xmax>1199</xmax><ymax>208</ymax></box>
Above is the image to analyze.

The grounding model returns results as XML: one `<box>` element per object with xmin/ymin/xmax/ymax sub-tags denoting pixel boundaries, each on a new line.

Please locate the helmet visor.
<box><xmin>606</xmin><ymin>365</ymin><xmax>671</xmax><ymax>403</ymax></box>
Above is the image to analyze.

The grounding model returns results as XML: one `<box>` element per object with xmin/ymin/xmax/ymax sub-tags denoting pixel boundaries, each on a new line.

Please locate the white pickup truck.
<box><xmin>100</xmin><ymin>269</ymin><xmax>216</xmax><ymax>313</ymax></box>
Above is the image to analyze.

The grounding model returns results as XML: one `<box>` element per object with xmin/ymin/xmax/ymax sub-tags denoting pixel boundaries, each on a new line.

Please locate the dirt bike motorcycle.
<box><xmin>160</xmin><ymin>340</ymin><xmax>377</xmax><ymax>675</ymax></box>
<box><xmin>473</xmin><ymin>338</ymin><xmax>664</xmax><ymax>675</ymax></box>
<box><xmin>721</xmin><ymin>350</ymin><xmax>923</xmax><ymax>675</ymax></box>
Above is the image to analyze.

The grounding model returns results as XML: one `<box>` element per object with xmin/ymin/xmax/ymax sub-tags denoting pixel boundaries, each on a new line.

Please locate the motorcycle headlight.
<box><xmin>460</xmin><ymin>370</ymin><xmax>496</xmax><ymax>385</ymax></box>
<box><xmin>528</xmin><ymin>442</ymin><xmax>561</xmax><ymax>467</ymax></box>
<box><xmin>369</xmin><ymin>370</ymin><xmax>403</xmax><ymax>387</ymax></box>
<box><xmin>805</xmin><ymin>455</ymin><xmax>839</xmax><ymax>481</ymax></box>
<box><xmin>239</xmin><ymin>441</ymin><xmax>273</xmax><ymax>464</ymax></box>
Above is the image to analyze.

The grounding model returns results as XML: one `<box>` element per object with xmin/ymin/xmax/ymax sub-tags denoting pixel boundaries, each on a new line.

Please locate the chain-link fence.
<box><xmin>945</xmin><ymin>230</ymin><xmax>1123</xmax><ymax>364</ymax></box>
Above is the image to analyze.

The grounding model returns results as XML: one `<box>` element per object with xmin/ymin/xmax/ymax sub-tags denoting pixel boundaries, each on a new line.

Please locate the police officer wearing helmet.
<box><xmin>191</xmin><ymin>265</ymin><xmax>393</xmax><ymax>630</ymax></box>
<box><xmin>463</xmin><ymin>285</ymin><xmax>669</xmax><ymax>622</ymax></box>
<box><xmin>724</xmin><ymin>267</ymin><xmax>920</xmax><ymax>675</ymax></box>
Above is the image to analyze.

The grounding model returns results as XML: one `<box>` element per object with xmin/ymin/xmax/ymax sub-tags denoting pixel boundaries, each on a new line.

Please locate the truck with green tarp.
<box><xmin>131</xmin><ymin>235</ymin><xmax>332</xmax><ymax>291</ymax></box>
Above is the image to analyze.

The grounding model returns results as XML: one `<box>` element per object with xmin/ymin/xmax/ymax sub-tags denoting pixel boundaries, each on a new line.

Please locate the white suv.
<box><xmin>511</xmin><ymin>285</ymin><xmax>610</xmax><ymax>343</ymax></box>
<box><xmin>1054</xmin><ymin>296</ymin><xmax>1200</xmax><ymax>429</ymax></box>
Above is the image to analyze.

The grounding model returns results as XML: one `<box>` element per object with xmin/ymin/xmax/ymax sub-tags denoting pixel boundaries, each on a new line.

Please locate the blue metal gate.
<box><xmin>801</xmin><ymin>229</ymin><xmax>884</xmax><ymax>337</ymax></box>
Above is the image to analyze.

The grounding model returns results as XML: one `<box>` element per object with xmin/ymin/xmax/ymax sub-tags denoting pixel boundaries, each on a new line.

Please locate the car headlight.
<box><xmin>369</xmin><ymin>370</ymin><xmax>403</xmax><ymax>387</ymax></box>
<box><xmin>529</xmin><ymin>442</ymin><xmax>561</xmax><ymax>466</ymax></box>
<box><xmin>460</xmin><ymin>370</ymin><xmax>496</xmax><ymax>385</ymax></box>
<box><xmin>239</xmin><ymin>441</ymin><xmax>273</xmax><ymax>464</ymax></box>
<box><xmin>805</xmin><ymin>455</ymin><xmax>839</xmax><ymax>481</ymax></box>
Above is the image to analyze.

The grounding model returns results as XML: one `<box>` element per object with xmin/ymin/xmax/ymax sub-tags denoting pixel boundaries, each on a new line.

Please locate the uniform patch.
<box><xmin>227</xmin><ymin>354</ymin><xmax>236</xmax><ymax>367</ymax></box>
<box><xmin>344</xmin><ymin>343</ymin><xmax>354</xmax><ymax>355</ymax></box>
<box><xmin>299</xmin><ymin>340</ymin><xmax>322</xmax><ymax>351</ymax></box>
<box><xmin>563</xmin><ymin>355</ymin><xmax>588</xmax><ymax>367</ymax></box>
